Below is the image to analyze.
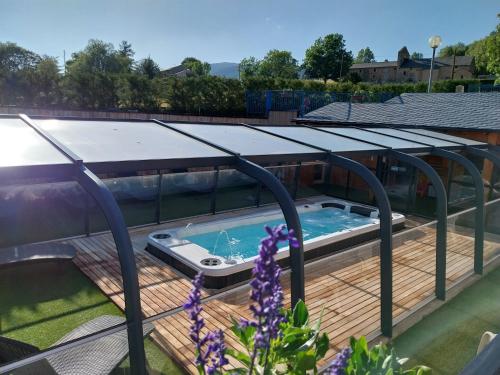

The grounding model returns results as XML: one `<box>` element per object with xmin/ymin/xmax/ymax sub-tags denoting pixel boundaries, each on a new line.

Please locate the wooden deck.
<box><xmin>66</xmin><ymin>222</ymin><xmax>500</xmax><ymax>374</ymax></box>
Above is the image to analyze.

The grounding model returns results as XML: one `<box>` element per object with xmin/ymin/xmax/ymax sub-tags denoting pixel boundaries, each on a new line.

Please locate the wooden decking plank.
<box><xmin>57</xmin><ymin>222</ymin><xmax>500</xmax><ymax>374</ymax></box>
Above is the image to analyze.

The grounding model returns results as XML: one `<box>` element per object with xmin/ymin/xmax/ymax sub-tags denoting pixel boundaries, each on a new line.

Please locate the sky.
<box><xmin>1</xmin><ymin>0</ymin><xmax>499</xmax><ymax>69</ymax></box>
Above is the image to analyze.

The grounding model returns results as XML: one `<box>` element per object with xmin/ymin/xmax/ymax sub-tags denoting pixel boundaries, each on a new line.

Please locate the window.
<box><xmin>403</xmin><ymin>71</ymin><xmax>407</xmax><ymax>76</ymax></box>
<box><xmin>373</xmin><ymin>68</ymin><xmax>377</xmax><ymax>72</ymax></box>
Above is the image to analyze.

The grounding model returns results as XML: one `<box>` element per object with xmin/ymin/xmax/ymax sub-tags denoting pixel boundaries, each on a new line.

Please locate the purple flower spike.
<box><xmin>206</xmin><ymin>330</ymin><xmax>229</xmax><ymax>375</ymax></box>
<box><xmin>325</xmin><ymin>347</ymin><xmax>352</xmax><ymax>375</ymax></box>
<box><xmin>241</xmin><ymin>224</ymin><xmax>299</xmax><ymax>351</ymax></box>
<box><xmin>185</xmin><ymin>273</ymin><xmax>228</xmax><ymax>374</ymax></box>
<box><xmin>184</xmin><ymin>272</ymin><xmax>207</xmax><ymax>368</ymax></box>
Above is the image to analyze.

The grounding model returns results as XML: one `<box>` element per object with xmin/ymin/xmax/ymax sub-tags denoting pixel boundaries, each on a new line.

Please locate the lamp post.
<box><xmin>427</xmin><ymin>35</ymin><xmax>442</xmax><ymax>93</ymax></box>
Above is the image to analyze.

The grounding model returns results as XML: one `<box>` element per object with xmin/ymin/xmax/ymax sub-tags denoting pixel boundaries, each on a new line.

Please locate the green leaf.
<box><xmin>315</xmin><ymin>333</ymin><xmax>330</xmax><ymax>360</ymax></box>
<box><xmin>230</xmin><ymin>317</ymin><xmax>256</xmax><ymax>349</ymax></box>
<box><xmin>294</xmin><ymin>349</ymin><xmax>317</xmax><ymax>372</ymax></box>
<box><xmin>225</xmin><ymin>348</ymin><xmax>251</xmax><ymax>367</ymax></box>
<box><xmin>292</xmin><ymin>300</ymin><xmax>309</xmax><ymax>327</ymax></box>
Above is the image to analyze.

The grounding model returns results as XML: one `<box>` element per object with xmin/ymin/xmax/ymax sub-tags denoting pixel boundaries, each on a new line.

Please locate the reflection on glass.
<box><xmin>161</xmin><ymin>171</ymin><xmax>216</xmax><ymax>220</ymax></box>
<box><xmin>90</xmin><ymin>175</ymin><xmax>159</xmax><ymax>230</ymax></box>
<box><xmin>215</xmin><ymin>169</ymin><xmax>258</xmax><ymax>211</ymax></box>
<box><xmin>296</xmin><ymin>163</ymin><xmax>328</xmax><ymax>199</ymax></box>
<box><xmin>0</xmin><ymin>181</ymin><xmax>86</xmax><ymax>248</ymax></box>
<box><xmin>384</xmin><ymin>160</ymin><xmax>415</xmax><ymax>212</ymax></box>
<box><xmin>260</xmin><ymin>165</ymin><xmax>297</xmax><ymax>205</ymax></box>
<box><xmin>0</xmin><ymin>260</ymin><xmax>125</xmax><ymax>369</ymax></box>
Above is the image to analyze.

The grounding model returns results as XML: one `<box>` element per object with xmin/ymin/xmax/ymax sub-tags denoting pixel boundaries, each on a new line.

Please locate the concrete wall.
<box><xmin>0</xmin><ymin>106</ymin><xmax>297</xmax><ymax>125</ymax></box>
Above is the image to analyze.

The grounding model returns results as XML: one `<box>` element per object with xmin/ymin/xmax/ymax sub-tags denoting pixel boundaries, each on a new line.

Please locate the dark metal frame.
<box><xmin>242</xmin><ymin>123</ymin><xmax>395</xmax><ymax>337</ymax></box>
<box><xmin>389</xmin><ymin>150</ymin><xmax>448</xmax><ymax>300</ymax></box>
<box><xmin>17</xmin><ymin>114</ymin><xmax>147</xmax><ymax>374</ymax></box>
<box><xmin>300</xmin><ymin>126</ymin><xmax>450</xmax><ymax>301</ymax></box>
<box><xmin>1</xmin><ymin>114</ymin><xmax>494</xmax><ymax>371</ymax></box>
<box><xmin>431</xmin><ymin>148</ymin><xmax>485</xmax><ymax>274</ymax></box>
<box><xmin>152</xmin><ymin>120</ymin><xmax>306</xmax><ymax>305</ymax></box>
<box><xmin>344</xmin><ymin>126</ymin><xmax>487</xmax><ymax>275</ymax></box>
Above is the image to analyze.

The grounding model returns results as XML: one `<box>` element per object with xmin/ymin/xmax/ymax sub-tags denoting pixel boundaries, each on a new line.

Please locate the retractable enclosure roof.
<box><xmin>0</xmin><ymin>117</ymin><xmax>73</xmax><ymax>180</ymax></box>
<box><xmin>166</xmin><ymin>123</ymin><xmax>324</xmax><ymax>162</ymax></box>
<box><xmin>398</xmin><ymin>128</ymin><xmax>487</xmax><ymax>147</ymax></box>
<box><xmin>34</xmin><ymin>119</ymin><xmax>233</xmax><ymax>173</ymax></box>
<box><xmin>319</xmin><ymin>127</ymin><xmax>470</xmax><ymax>152</ymax></box>
<box><xmin>366</xmin><ymin>128</ymin><xmax>466</xmax><ymax>149</ymax></box>
<box><xmin>260</xmin><ymin>126</ymin><xmax>385</xmax><ymax>154</ymax></box>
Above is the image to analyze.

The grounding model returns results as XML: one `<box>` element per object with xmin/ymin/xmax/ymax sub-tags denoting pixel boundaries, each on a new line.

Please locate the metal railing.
<box><xmin>245</xmin><ymin>90</ymin><xmax>398</xmax><ymax>116</ymax></box>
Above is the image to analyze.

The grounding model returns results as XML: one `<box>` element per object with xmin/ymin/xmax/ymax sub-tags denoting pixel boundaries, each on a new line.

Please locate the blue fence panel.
<box><xmin>245</xmin><ymin>90</ymin><xmax>397</xmax><ymax>117</ymax></box>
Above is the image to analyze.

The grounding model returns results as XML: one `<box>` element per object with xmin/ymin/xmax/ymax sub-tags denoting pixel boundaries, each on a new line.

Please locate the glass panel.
<box><xmin>323</xmin><ymin>127</ymin><xmax>429</xmax><ymax>150</ymax></box>
<box><xmin>448</xmin><ymin>160</ymin><xmax>479</xmax><ymax>212</ymax></box>
<box><xmin>168</xmin><ymin>123</ymin><xmax>318</xmax><ymax>156</ymax></box>
<box><xmin>406</xmin><ymin>128</ymin><xmax>486</xmax><ymax>146</ymax></box>
<box><xmin>89</xmin><ymin>174</ymin><xmax>159</xmax><ymax>229</ymax></box>
<box><xmin>304</xmin><ymin>239</ymin><xmax>381</xmax><ymax>358</ymax></box>
<box><xmin>391</xmin><ymin>221</ymin><xmax>439</xmax><ymax>315</ymax></box>
<box><xmin>484</xmin><ymin>198</ymin><xmax>500</xmax><ymax>264</ymax></box>
<box><xmin>0</xmin><ymin>181</ymin><xmax>86</xmax><ymax>248</ymax></box>
<box><xmin>161</xmin><ymin>170</ymin><xmax>216</xmax><ymax>221</ymax></box>
<box><xmin>327</xmin><ymin>165</ymin><xmax>348</xmax><ymax>199</ymax></box>
<box><xmin>260</xmin><ymin>165</ymin><xmax>297</xmax><ymax>205</ymax></box>
<box><xmin>262</xmin><ymin>126</ymin><xmax>382</xmax><ymax>153</ymax></box>
<box><xmin>109</xmin><ymin>332</ymin><xmax>184</xmax><ymax>374</ymax></box>
<box><xmin>446</xmin><ymin>207</ymin><xmax>476</xmax><ymax>280</ymax></box>
<box><xmin>296</xmin><ymin>163</ymin><xmax>329</xmax><ymax>198</ymax></box>
<box><xmin>384</xmin><ymin>159</ymin><xmax>416</xmax><ymax>212</ymax></box>
<box><xmin>0</xmin><ymin>257</ymin><xmax>126</xmax><ymax>365</ymax></box>
<box><xmin>0</xmin><ymin>118</ymin><xmax>70</xmax><ymax>167</ymax></box>
<box><xmin>215</xmin><ymin>169</ymin><xmax>258</xmax><ymax>211</ymax></box>
<box><xmin>367</xmin><ymin>128</ymin><xmax>459</xmax><ymax>148</ymax></box>
<box><xmin>36</xmin><ymin>119</ymin><xmax>230</xmax><ymax>162</ymax></box>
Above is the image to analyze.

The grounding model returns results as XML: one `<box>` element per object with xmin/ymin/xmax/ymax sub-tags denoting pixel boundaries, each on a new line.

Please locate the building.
<box><xmin>160</xmin><ymin>64</ymin><xmax>191</xmax><ymax>77</ymax></box>
<box><xmin>350</xmin><ymin>47</ymin><xmax>475</xmax><ymax>83</ymax></box>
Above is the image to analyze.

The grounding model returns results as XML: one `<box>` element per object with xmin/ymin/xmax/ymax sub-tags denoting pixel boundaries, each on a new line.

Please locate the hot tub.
<box><xmin>146</xmin><ymin>199</ymin><xmax>405</xmax><ymax>288</ymax></box>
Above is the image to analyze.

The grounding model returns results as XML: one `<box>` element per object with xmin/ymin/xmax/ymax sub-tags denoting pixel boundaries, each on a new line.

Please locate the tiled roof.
<box><xmin>301</xmin><ymin>92</ymin><xmax>500</xmax><ymax>131</ymax></box>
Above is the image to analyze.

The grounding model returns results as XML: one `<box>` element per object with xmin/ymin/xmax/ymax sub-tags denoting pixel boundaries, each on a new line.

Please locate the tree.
<box><xmin>410</xmin><ymin>52</ymin><xmax>423</xmax><ymax>59</ymax></box>
<box><xmin>303</xmin><ymin>33</ymin><xmax>353</xmax><ymax>83</ymax></box>
<box><xmin>32</xmin><ymin>56</ymin><xmax>61</xmax><ymax>107</ymax></box>
<box><xmin>438</xmin><ymin>42</ymin><xmax>467</xmax><ymax>58</ymax></box>
<box><xmin>63</xmin><ymin>39</ymin><xmax>133</xmax><ymax>109</ymax></box>
<box><xmin>0</xmin><ymin>42</ymin><xmax>62</xmax><ymax>107</ymax></box>
<box><xmin>118</xmin><ymin>40</ymin><xmax>134</xmax><ymax>58</ymax></box>
<box><xmin>258</xmin><ymin>50</ymin><xmax>299</xmax><ymax>79</ymax></box>
<box><xmin>239</xmin><ymin>57</ymin><xmax>260</xmax><ymax>79</ymax></box>
<box><xmin>485</xmin><ymin>14</ymin><xmax>500</xmax><ymax>79</ymax></box>
<box><xmin>181</xmin><ymin>57</ymin><xmax>211</xmax><ymax>76</ymax></box>
<box><xmin>136</xmin><ymin>57</ymin><xmax>160</xmax><ymax>79</ymax></box>
<box><xmin>354</xmin><ymin>47</ymin><xmax>375</xmax><ymax>63</ymax></box>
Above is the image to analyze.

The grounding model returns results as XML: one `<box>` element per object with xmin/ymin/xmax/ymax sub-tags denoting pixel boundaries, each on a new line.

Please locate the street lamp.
<box><xmin>427</xmin><ymin>35</ymin><xmax>442</xmax><ymax>93</ymax></box>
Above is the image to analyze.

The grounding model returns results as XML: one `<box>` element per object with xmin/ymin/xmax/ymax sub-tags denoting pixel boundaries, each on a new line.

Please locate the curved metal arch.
<box><xmin>328</xmin><ymin>154</ymin><xmax>393</xmax><ymax>337</ymax></box>
<box><xmin>18</xmin><ymin>114</ymin><xmax>146</xmax><ymax>374</ymax></box>
<box><xmin>152</xmin><ymin>119</ymin><xmax>305</xmax><ymax>305</ymax></box>
<box><xmin>235</xmin><ymin>158</ymin><xmax>305</xmax><ymax>305</ymax></box>
<box><xmin>389</xmin><ymin>150</ymin><xmax>448</xmax><ymax>300</ymax></box>
<box><xmin>239</xmin><ymin>123</ymin><xmax>395</xmax><ymax>337</ymax></box>
<box><xmin>432</xmin><ymin>149</ymin><xmax>485</xmax><ymax>275</ymax></box>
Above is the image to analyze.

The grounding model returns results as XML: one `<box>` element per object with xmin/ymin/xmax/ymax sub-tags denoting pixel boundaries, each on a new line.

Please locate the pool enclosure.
<box><xmin>0</xmin><ymin>114</ymin><xmax>498</xmax><ymax>374</ymax></box>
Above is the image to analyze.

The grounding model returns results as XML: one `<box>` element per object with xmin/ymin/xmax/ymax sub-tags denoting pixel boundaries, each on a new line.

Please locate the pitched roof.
<box><xmin>160</xmin><ymin>64</ymin><xmax>191</xmax><ymax>76</ymax></box>
<box><xmin>351</xmin><ymin>56</ymin><xmax>473</xmax><ymax>70</ymax></box>
<box><xmin>300</xmin><ymin>92</ymin><xmax>500</xmax><ymax>131</ymax></box>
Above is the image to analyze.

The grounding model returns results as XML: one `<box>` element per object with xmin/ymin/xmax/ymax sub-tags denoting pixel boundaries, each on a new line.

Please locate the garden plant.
<box><xmin>184</xmin><ymin>225</ymin><xmax>431</xmax><ymax>374</ymax></box>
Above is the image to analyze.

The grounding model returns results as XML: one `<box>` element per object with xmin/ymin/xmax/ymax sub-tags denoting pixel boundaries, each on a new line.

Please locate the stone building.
<box><xmin>350</xmin><ymin>47</ymin><xmax>475</xmax><ymax>83</ymax></box>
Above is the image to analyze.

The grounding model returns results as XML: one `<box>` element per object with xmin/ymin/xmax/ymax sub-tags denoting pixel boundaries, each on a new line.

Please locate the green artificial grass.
<box><xmin>0</xmin><ymin>261</ymin><xmax>183</xmax><ymax>374</ymax></box>
<box><xmin>392</xmin><ymin>265</ymin><xmax>500</xmax><ymax>375</ymax></box>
